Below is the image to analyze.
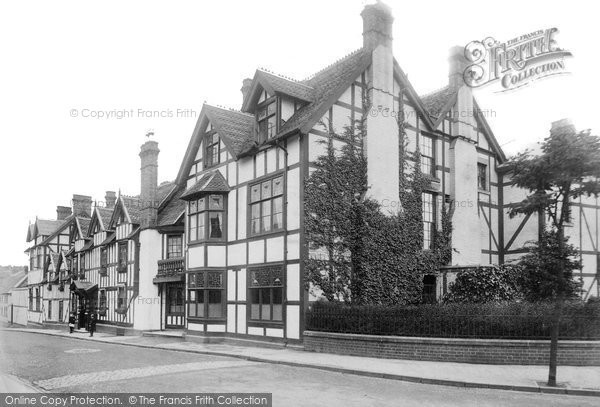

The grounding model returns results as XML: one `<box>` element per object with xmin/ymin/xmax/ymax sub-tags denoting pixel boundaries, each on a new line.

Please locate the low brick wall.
<box><xmin>303</xmin><ymin>331</ymin><xmax>600</xmax><ymax>366</ymax></box>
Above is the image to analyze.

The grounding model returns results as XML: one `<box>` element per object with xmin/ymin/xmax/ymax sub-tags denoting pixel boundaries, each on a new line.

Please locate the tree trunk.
<box><xmin>547</xmin><ymin>292</ymin><xmax>563</xmax><ymax>386</ymax></box>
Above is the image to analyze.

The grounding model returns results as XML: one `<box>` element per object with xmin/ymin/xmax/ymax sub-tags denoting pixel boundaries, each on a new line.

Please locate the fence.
<box><xmin>306</xmin><ymin>304</ymin><xmax>600</xmax><ymax>340</ymax></box>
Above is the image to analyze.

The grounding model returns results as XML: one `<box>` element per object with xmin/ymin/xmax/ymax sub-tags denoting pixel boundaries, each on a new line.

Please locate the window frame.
<box><xmin>420</xmin><ymin>134</ymin><xmax>436</xmax><ymax>177</ymax></box>
<box><xmin>117</xmin><ymin>242</ymin><xmax>128</xmax><ymax>273</ymax></box>
<box><xmin>166</xmin><ymin>235</ymin><xmax>183</xmax><ymax>259</ymax></box>
<box><xmin>186</xmin><ymin>270</ymin><xmax>226</xmax><ymax>321</ymax></box>
<box><xmin>248</xmin><ymin>175</ymin><xmax>285</xmax><ymax>237</ymax></box>
<box><xmin>256</xmin><ymin>94</ymin><xmax>278</xmax><ymax>143</ymax></box>
<box><xmin>188</xmin><ymin>195</ymin><xmax>227</xmax><ymax>243</ymax></box>
<box><xmin>477</xmin><ymin>162</ymin><xmax>488</xmax><ymax>191</ymax></box>
<box><xmin>247</xmin><ymin>265</ymin><xmax>285</xmax><ymax>326</ymax></box>
<box><xmin>116</xmin><ymin>285</ymin><xmax>127</xmax><ymax>309</ymax></box>
<box><xmin>204</xmin><ymin>131</ymin><xmax>221</xmax><ymax>169</ymax></box>
<box><xmin>422</xmin><ymin>192</ymin><xmax>436</xmax><ymax>250</ymax></box>
<box><xmin>100</xmin><ymin>247</ymin><xmax>108</xmax><ymax>274</ymax></box>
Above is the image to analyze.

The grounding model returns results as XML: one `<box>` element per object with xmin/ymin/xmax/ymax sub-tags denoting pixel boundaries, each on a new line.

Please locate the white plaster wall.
<box><xmin>134</xmin><ymin>229</ymin><xmax>161</xmax><ymax>331</ymax></box>
<box><xmin>188</xmin><ymin>245</ymin><xmax>204</xmax><ymax>269</ymax></box>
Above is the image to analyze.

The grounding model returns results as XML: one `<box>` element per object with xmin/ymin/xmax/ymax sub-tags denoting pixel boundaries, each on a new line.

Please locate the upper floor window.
<box><xmin>422</xmin><ymin>192</ymin><xmax>435</xmax><ymax>250</ymax></box>
<box><xmin>100</xmin><ymin>247</ymin><xmax>108</xmax><ymax>272</ymax></box>
<box><xmin>205</xmin><ymin>133</ymin><xmax>220</xmax><ymax>168</ymax></box>
<box><xmin>188</xmin><ymin>195</ymin><xmax>226</xmax><ymax>242</ymax></box>
<box><xmin>478</xmin><ymin>163</ymin><xmax>488</xmax><ymax>191</ymax></box>
<box><xmin>167</xmin><ymin>235</ymin><xmax>183</xmax><ymax>258</ymax></box>
<box><xmin>249</xmin><ymin>176</ymin><xmax>284</xmax><ymax>236</ymax></box>
<box><xmin>118</xmin><ymin>242</ymin><xmax>128</xmax><ymax>273</ymax></box>
<box><xmin>257</xmin><ymin>93</ymin><xmax>277</xmax><ymax>143</ymax></box>
<box><xmin>117</xmin><ymin>285</ymin><xmax>127</xmax><ymax>309</ymax></box>
<box><xmin>420</xmin><ymin>135</ymin><xmax>435</xmax><ymax>177</ymax></box>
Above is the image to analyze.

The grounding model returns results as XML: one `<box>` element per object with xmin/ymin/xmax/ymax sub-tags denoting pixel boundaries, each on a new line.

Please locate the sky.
<box><xmin>0</xmin><ymin>0</ymin><xmax>597</xmax><ymax>266</ymax></box>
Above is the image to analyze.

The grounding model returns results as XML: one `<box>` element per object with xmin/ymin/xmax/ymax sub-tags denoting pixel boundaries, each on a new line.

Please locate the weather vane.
<box><xmin>146</xmin><ymin>129</ymin><xmax>154</xmax><ymax>139</ymax></box>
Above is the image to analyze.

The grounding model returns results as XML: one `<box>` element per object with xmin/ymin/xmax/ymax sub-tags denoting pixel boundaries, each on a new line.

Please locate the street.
<box><xmin>0</xmin><ymin>330</ymin><xmax>597</xmax><ymax>407</ymax></box>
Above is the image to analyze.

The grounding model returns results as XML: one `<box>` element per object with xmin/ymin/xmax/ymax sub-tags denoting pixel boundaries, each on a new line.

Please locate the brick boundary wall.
<box><xmin>303</xmin><ymin>331</ymin><xmax>600</xmax><ymax>366</ymax></box>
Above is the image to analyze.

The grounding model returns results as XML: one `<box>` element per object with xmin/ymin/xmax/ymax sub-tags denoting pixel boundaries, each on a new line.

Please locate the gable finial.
<box><xmin>146</xmin><ymin>129</ymin><xmax>154</xmax><ymax>139</ymax></box>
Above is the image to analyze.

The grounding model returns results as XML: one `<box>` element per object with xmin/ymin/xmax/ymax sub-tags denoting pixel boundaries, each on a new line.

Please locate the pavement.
<box><xmin>2</xmin><ymin>326</ymin><xmax>599</xmax><ymax>397</ymax></box>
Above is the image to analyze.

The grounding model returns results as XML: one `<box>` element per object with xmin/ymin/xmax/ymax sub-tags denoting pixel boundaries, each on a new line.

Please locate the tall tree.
<box><xmin>507</xmin><ymin>120</ymin><xmax>600</xmax><ymax>386</ymax></box>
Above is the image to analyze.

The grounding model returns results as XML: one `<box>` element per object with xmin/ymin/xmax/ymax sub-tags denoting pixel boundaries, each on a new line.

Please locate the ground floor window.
<box><xmin>58</xmin><ymin>300</ymin><xmax>64</xmax><ymax>322</ymax></box>
<box><xmin>48</xmin><ymin>300</ymin><xmax>52</xmax><ymax>320</ymax></box>
<box><xmin>248</xmin><ymin>265</ymin><xmax>283</xmax><ymax>322</ymax></box>
<box><xmin>35</xmin><ymin>288</ymin><xmax>40</xmax><ymax>311</ymax></box>
<box><xmin>29</xmin><ymin>288</ymin><xmax>33</xmax><ymax>310</ymax></box>
<box><xmin>187</xmin><ymin>271</ymin><xmax>225</xmax><ymax>319</ymax></box>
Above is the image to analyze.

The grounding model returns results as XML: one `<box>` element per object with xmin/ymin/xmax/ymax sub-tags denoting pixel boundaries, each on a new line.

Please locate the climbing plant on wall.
<box><xmin>304</xmin><ymin>85</ymin><xmax>452</xmax><ymax>305</ymax></box>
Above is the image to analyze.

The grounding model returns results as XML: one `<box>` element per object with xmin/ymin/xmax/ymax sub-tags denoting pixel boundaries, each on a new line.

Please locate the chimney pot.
<box><xmin>56</xmin><ymin>206</ymin><xmax>72</xmax><ymax>221</ymax></box>
<box><xmin>448</xmin><ymin>46</ymin><xmax>470</xmax><ymax>90</ymax></box>
<box><xmin>241</xmin><ymin>78</ymin><xmax>253</xmax><ymax>105</ymax></box>
<box><xmin>72</xmin><ymin>194</ymin><xmax>92</xmax><ymax>217</ymax></box>
<box><xmin>105</xmin><ymin>191</ymin><xmax>117</xmax><ymax>208</ymax></box>
<box><xmin>361</xmin><ymin>1</ymin><xmax>394</xmax><ymax>50</ymax></box>
<box><xmin>140</xmin><ymin>139</ymin><xmax>160</xmax><ymax>229</ymax></box>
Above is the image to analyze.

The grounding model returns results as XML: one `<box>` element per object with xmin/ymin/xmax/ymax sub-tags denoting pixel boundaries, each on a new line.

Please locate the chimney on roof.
<box><xmin>448</xmin><ymin>46</ymin><xmax>470</xmax><ymax>91</ymax></box>
<box><xmin>140</xmin><ymin>134</ymin><xmax>160</xmax><ymax>229</ymax></box>
<box><xmin>361</xmin><ymin>0</ymin><xmax>394</xmax><ymax>50</ymax></box>
<box><xmin>56</xmin><ymin>206</ymin><xmax>72</xmax><ymax>221</ymax></box>
<box><xmin>241</xmin><ymin>78</ymin><xmax>253</xmax><ymax>105</ymax></box>
<box><xmin>105</xmin><ymin>191</ymin><xmax>117</xmax><ymax>209</ymax></box>
<box><xmin>72</xmin><ymin>194</ymin><xmax>92</xmax><ymax>217</ymax></box>
<box><xmin>550</xmin><ymin>118</ymin><xmax>576</xmax><ymax>136</ymax></box>
<box><xmin>361</xmin><ymin>1</ymin><xmax>399</xmax><ymax>215</ymax></box>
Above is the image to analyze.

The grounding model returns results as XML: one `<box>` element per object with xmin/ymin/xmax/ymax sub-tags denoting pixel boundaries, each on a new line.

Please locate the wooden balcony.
<box><xmin>157</xmin><ymin>257</ymin><xmax>185</xmax><ymax>277</ymax></box>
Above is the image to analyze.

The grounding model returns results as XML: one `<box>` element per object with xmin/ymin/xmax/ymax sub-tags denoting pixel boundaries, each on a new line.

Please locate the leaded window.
<box><xmin>249</xmin><ymin>176</ymin><xmax>284</xmax><ymax>235</ymax></box>
<box><xmin>167</xmin><ymin>235</ymin><xmax>183</xmax><ymax>258</ymax></box>
<box><xmin>187</xmin><ymin>271</ymin><xmax>225</xmax><ymax>319</ymax></box>
<box><xmin>100</xmin><ymin>247</ymin><xmax>108</xmax><ymax>274</ymax></box>
<box><xmin>420</xmin><ymin>135</ymin><xmax>435</xmax><ymax>176</ymax></box>
<box><xmin>188</xmin><ymin>195</ymin><xmax>225</xmax><ymax>242</ymax></box>
<box><xmin>117</xmin><ymin>285</ymin><xmax>127</xmax><ymax>309</ymax></box>
<box><xmin>205</xmin><ymin>133</ymin><xmax>220</xmax><ymax>168</ymax></box>
<box><xmin>248</xmin><ymin>265</ymin><xmax>283</xmax><ymax>322</ymax></box>
<box><xmin>118</xmin><ymin>243</ymin><xmax>128</xmax><ymax>273</ymax></box>
<box><xmin>478</xmin><ymin>163</ymin><xmax>488</xmax><ymax>191</ymax></box>
<box><xmin>257</xmin><ymin>93</ymin><xmax>277</xmax><ymax>143</ymax></box>
<box><xmin>422</xmin><ymin>192</ymin><xmax>435</xmax><ymax>250</ymax></box>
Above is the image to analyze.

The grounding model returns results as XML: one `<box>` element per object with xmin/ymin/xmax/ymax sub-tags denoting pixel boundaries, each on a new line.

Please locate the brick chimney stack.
<box><xmin>361</xmin><ymin>1</ymin><xmax>399</xmax><ymax>215</ymax></box>
<box><xmin>140</xmin><ymin>134</ymin><xmax>160</xmax><ymax>229</ymax></box>
<box><xmin>241</xmin><ymin>78</ymin><xmax>253</xmax><ymax>105</ymax></box>
<box><xmin>105</xmin><ymin>191</ymin><xmax>117</xmax><ymax>209</ymax></box>
<box><xmin>56</xmin><ymin>206</ymin><xmax>72</xmax><ymax>220</ymax></box>
<box><xmin>72</xmin><ymin>194</ymin><xmax>92</xmax><ymax>217</ymax></box>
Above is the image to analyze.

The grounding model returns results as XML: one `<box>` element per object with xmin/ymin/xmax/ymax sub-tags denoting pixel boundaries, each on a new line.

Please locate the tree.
<box><xmin>506</xmin><ymin>121</ymin><xmax>600</xmax><ymax>386</ymax></box>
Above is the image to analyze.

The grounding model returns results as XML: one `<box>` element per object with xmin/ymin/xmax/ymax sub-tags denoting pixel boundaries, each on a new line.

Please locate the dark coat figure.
<box><xmin>88</xmin><ymin>312</ymin><xmax>97</xmax><ymax>337</ymax></box>
<box><xmin>68</xmin><ymin>313</ymin><xmax>75</xmax><ymax>333</ymax></box>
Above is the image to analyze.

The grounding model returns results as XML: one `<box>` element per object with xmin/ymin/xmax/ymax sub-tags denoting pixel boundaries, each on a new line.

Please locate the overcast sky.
<box><xmin>0</xmin><ymin>0</ymin><xmax>596</xmax><ymax>266</ymax></box>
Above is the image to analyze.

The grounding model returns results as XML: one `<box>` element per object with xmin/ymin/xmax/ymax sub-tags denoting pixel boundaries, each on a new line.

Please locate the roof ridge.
<box><xmin>303</xmin><ymin>48</ymin><xmax>364</xmax><ymax>81</ymax></box>
<box><xmin>207</xmin><ymin>103</ymin><xmax>254</xmax><ymax>117</ymax></box>
<box><xmin>420</xmin><ymin>85</ymin><xmax>452</xmax><ymax>98</ymax></box>
<box><xmin>256</xmin><ymin>68</ymin><xmax>313</xmax><ymax>88</ymax></box>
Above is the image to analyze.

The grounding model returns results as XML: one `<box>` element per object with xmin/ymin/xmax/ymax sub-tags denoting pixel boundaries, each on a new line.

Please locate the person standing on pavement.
<box><xmin>68</xmin><ymin>313</ymin><xmax>75</xmax><ymax>333</ymax></box>
<box><xmin>88</xmin><ymin>311</ymin><xmax>97</xmax><ymax>337</ymax></box>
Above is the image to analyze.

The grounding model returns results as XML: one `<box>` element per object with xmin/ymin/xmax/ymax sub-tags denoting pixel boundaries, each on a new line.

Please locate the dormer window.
<box><xmin>257</xmin><ymin>91</ymin><xmax>277</xmax><ymax>143</ymax></box>
<box><xmin>205</xmin><ymin>132</ymin><xmax>220</xmax><ymax>168</ymax></box>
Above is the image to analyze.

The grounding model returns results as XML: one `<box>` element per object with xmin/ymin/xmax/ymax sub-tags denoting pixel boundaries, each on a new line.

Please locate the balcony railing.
<box><xmin>157</xmin><ymin>257</ymin><xmax>185</xmax><ymax>277</ymax></box>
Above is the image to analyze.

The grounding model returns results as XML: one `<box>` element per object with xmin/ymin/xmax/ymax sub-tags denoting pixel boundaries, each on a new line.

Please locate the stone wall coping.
<box><xmin>303</xmin><ymin>330</ymin><xmax>600</xmax><ymax>348</ymax></box>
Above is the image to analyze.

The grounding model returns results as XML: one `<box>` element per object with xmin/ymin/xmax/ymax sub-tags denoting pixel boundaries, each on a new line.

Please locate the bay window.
<box><xmin>187</xmin><ymin>271</ymin><xmax>225</xmax><ymax>319</ymax></box>
<box><xmin>248</xmin><ymin>265</ymin><xmax>283</xmax><ymax>322</ymax></box>
<box><xmin>188</xmin><ymin>195</ymin><xmax>226</xmax><ymax>242</ymax></box>
<box><xmin>249</xmin><ymin>176</ymin><xmax>284</xmax><ymax>235</ymax></box>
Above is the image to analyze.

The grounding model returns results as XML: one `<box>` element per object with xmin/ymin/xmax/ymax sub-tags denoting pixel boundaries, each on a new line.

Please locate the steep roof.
<box><xmin>204</xmin><ymin>105</ymin><xmax>257</xmax><ymax>158</ymax></box>
<box><xmin>181</xmin><ymin>170</ymin><xmax>230</xmax><ymax>200</ymax></box>
<box><xmin>420</xmin><ymin>86</ymin><xmax>457</xmax><ymax>120</ymax></box>
<box><xmin>96</xmin><ymin>207</ymin><xmax>114</xmax><ymax>231</ymax></box>
<box><xmin>0</xmin><ymin>269</ymin><xmax>27</xmax><ymax>294</ymax></box>
<box><xmin>242</xmin><ymin>69</ymin><xmax>315</xmax><ymax>112</ymax></box>
<box><xmin>36</xmin><ymin>219</ymin><xmax>64</xmax><ymax>236</ymax></box>
<box><xmin>157</xmin><ymin>188</ymin><xmax>186</xmax><ymax>227</ymax></box>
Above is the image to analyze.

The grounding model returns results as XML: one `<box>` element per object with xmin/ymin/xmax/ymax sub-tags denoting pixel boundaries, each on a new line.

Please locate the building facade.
<box><xmin>23</xmin><ymin>2</ymin><xmax>599</xmax><ymax>341</ymax></box>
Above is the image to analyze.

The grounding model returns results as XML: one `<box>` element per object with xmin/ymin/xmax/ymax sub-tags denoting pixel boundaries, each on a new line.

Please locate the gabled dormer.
<box><xmin>241</xmin><ymin>70</ymin><xmax>313</xmax><ymax>144</ymax></box>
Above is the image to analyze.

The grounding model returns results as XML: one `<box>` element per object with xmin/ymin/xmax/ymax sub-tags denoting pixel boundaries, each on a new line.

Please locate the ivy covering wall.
<box><xmin>304</xmin><ymin>88</ymin><xmax>452</xmax><ymax>305</ymax></box>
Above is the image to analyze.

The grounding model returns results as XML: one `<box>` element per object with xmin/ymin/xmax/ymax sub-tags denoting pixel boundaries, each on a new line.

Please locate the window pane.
<box><xmin>198</xmin><ymin>198</ymin><xmax>206</xmax><ymax>211</ymax></box>
<box><xmin>190</xmin><ymin>200</ymin><xmax>197</xmax><ymax>214</ymax></box>
<box><xmin>209</xmin><ymin>212</ymin><xmax>223</xmax><ymax>238</ymax></box>
<box><xmin>198</xmin><ymin>290</ymin><xmax>205</xmax><ymax>318</ymax></box>
<box><xmin>267</xmin><ymin>101</ymin><xmax>276</xmax><ymax>116</ymax></box>
<box><xmin>251</xmin><ymin>204</ymin><xmax>261</xmax><ymax>234</ymax></box>
<box><xmin>189</xmin><ymin>290</ymin><xmax>196</xmax><ymax>302</ymax></box>
<box><xmin>250</xmin><ymin>185</ymin><xmax>261</xmax><ymax>203</ymax></box>
<box><xmin>261</xmin><ymin>181</ymin><xmax>272</xmax><ymax>199</ymax></box>
<box><xmin>272</xmin><ymin>177</ymin><xmax>283</xmax><ymax>196</ymax></box>
<box><xmin>262</xmin><ymin>200</ymin><xmax>272</xmax><ymax>232</ymax></box>
<box><xmin>209</xmin><ymin>195</ymin><xmax>223</xmax><ymax>209</ymax></box>
<box><xmin>250</xmin><ymin>289</ymin><xmax>260</xmax><ymax>320</ymax></box>
<box><xmin>208</xmin><ymin>290</ymin><xmax>222</xmax><ymax>318</ymax></box>
<box><xmin>261</xmin><ymin>288</ymin><xmax>271</xmax><ymax>320</ymax></box>
<box><xmin>258</xmin><ymin>106</ymin><xmax>268</xmax><ymax>120</ymax></box>
<box><xmin>188</xmin><ymin>302</ymin><xmax>196</xmax><ymax>317</ymax></box>
<box><xmin>268</xmin><ymin>116</ymin><xmax>276</xmax><ymax>138</ymax></box>
<box><xmin>198</xmin><ymin>214</ymin><xmax>205</xmax><ymax>240</ymax></box>
<box><xmin>273</xmin><ymin>288</ymin><xmax>283</xmax><ymax>321</ymax></box>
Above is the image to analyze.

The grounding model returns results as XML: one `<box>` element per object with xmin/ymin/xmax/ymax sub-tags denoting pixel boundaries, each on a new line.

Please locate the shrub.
<box><xmin>306</xmin><ymin>300</ymin><xmax>600</xmax><ymax>339</ymax></box>
<box><xmin>443</xmin><ymin>264</ymin><xmax>524</xmax><ymax>303</ymax></box>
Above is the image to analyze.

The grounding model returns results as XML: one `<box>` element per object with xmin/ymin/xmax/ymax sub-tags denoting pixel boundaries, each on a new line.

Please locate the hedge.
<box><xmin>305</xmin><ymin>300</ymin><xmax>600</xmax><ymax>340</ymax></box>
